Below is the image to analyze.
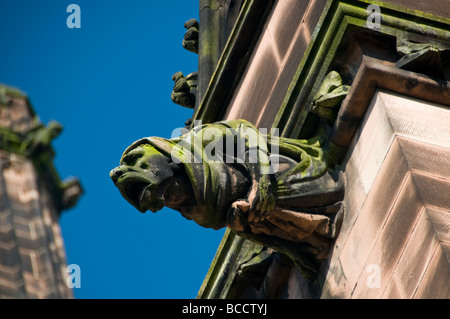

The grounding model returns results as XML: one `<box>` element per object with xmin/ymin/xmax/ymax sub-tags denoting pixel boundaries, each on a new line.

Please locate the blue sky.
<box><xmin>0</xmin><ymin>1</ymin><xmax>225</xmax><ymax>298</ymax></box>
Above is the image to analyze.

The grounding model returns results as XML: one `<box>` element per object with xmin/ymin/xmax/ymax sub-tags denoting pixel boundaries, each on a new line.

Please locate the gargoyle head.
<box><xmin>110</xmin><ymin>140</ymin><xmax>176</xmax><ymax>213</ymax></box>
<box><xmin>47</xmin><ymin>120</ymin><xmax>63</xmax><ymax>138</ymax></box>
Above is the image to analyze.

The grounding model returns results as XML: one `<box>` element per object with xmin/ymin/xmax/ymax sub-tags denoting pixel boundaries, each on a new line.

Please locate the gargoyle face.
<box><xmin>110</xmin><ymin>143</ymin><xmax>174</xmax><ymax>213</ymax></box>
<box><xmin>48</xmin><ymin>121</ymin><xmax>63</xmax><ymax>137</ymax></box>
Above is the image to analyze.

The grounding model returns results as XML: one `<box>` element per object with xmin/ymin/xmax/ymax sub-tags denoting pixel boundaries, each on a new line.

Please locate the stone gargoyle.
<box><xmin>110</xmin><ymin>119</ymin><xmax>344</xmax><ymax>280</ymax></box>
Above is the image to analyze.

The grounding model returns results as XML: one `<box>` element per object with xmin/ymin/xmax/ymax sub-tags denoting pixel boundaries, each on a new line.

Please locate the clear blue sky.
<box><xmin>0</xmin><ymin>1</ymin><xmax>225</xmax><ymax>298</ymax></box>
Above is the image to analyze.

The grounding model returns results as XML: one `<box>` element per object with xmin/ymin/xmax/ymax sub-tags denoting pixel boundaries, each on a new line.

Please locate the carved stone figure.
<box><xmin>311</xmin><ymin>71</ymin><xmax>351</xmax><ymax>124</ymax></box>
<box><xmin>110</xmin><ymin>119</ymin><xmax>344</xmax><ymax>280</ymax></box>
<box><xmin>20</xmin><ymin>121</ymin><xmax>63</xmax><ymax>159</ymax></box>
<box><xmin>171</xmin><ymin>19</ymin><xmax>199</xmax><ymax>109</ymax></box>
<box><xmin>61</xmin><ymin>177</ymin><xmax>84</xmax><ymax>210</ymax></box>
<box><xmin>182</xmin><ymin>18</ymin><xmax>199</xmax><ymax>54</ymax></box>
<box><xmin>171</xmin><ymin>71</ymin><xmax>198</xmax><ymax>109</ymax></box>
<box><xmin>396</xmin><ymin>36</ymin><xmax>450</xmax><ymax>79</ymax></box>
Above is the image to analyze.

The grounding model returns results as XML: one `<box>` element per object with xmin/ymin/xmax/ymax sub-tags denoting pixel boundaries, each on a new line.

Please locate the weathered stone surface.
<box><xmin>171</xmin><ymin>71</ymin><xmax>198</xmax><ymax>109</ymax></box>
<box><xmin>198</xmin><ymin>0</ymin><xmax>245</xmax><ymax>103</ymax></box>
<box><xmin>331</xmin><ymin>139</ymin><xmax>410</xmax><ymax>297</ymax></box>
<box><xmin>111</xmin><ymin>119</ymin><xmax>345</xmax><ymax>280</ymax></box>
<box><xmin>0</xmin><ymin>88</ymin><xmax>76</xmax><ymax>299</ymax></box>
<box><xmin>351</xmin><ymin>174</ymin><xmax>423</xmax><ymax>298</ymax></box>
<box><xmin>323</xmin><ymin>91</ymin><xmax>450</xmax><ymax>299</ymax></box>
<box><xmin>196</xmin><ymin>0</ymin><xmax>450</xmax><ymax>299</ymax></box>
<box><xmin>223</xmin><ymin>0</ymin><xmax>327</xmax><ymax>129</ymax></box>
<box><xmin>384</xmin><ymin>0</ymin><xmax>450</xmax><ymax>20</ymax></box>
<box><xmin>226</xmin><ymin>37</ymin><xmax>280</xmax><ymax>122</ymax></box>
<box><xmin>182</xmin><ymin>19</ymin><xmax>199</xmax><ymax>54</ymax></box>
<box><xmin>413</xmin><ymin>244</ymin><xmax>450</xmax><ymax>299</ymax></box>
<box><xmin>389</xmin><ymin>209</ymin><xmax>439</xmax><ymax>298</ymax></box>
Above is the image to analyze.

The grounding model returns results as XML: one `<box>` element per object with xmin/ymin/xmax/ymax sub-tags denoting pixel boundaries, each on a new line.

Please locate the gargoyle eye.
<box><xmin>121</xmin><ymin>149</ymin><xmax>144</xmax><ymax>166</ymax></box>
<box><xmin>140</xmin><ymin>162</ymin><xmax>149</xmax><ymax>169</ymax></box>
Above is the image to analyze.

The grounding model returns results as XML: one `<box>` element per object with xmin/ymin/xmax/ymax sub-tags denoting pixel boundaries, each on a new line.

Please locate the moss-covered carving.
<box><xmin>311</xmin><ymin>71</ymin><xmax>350</xmax><ymax>124</ymax></box>
<box><xmin>0</xmin><ymin>120</ymin><xmax>63</xmax><ymax>162</ymax></box>
<box><xmin>171</xmin><ymin>19</ymin><xmax>199</xmax><ymax>109</ymax></box>
<box><xmin>19</xmin><ymin>121</ymin><xmax>63</xmax><ymax>159</ymax></box>
<box><xmin>0</xmin><ymin>84</ymin><xmax>83</xmax><ymax>213</ymax></box>
<box><xmin>396</xmin><ymin>36</ymin><xmax>450</xmax><ymax>79</ymax></box>
<box><xmin>171</xmin><ymin>71</ymin><xmax>198</xmax><ymax>109</ymax></box>
<box><xmin>182</xmin><ymin>18</ymin><xmax>199</xmax><ymax>54</ymax></box>
<box><xmin>110</xmin><ymin>119</ymin><xmax>344</xmax><ymax>280</ymax></box>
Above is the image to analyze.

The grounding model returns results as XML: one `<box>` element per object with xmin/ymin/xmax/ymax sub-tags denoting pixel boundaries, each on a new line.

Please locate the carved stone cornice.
<box><xmin>331</xmin><ymin>56</ymin><xmax>450</xmax><ymax>152</ymax></box>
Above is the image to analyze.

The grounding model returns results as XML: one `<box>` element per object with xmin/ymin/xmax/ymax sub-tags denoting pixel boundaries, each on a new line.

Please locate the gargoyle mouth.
<box><xmin>113</xmin><ymin>171</ymin><xmax>164</xmax><ymax>213</ymax></box>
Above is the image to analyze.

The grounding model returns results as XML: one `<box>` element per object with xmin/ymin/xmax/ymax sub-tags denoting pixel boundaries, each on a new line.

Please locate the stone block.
<box><xmin>351</xmin><ymin>174</ymin><xmax>423</xmax><ymax>298</ymax></box>
<box><xmin>379</xmin><ymin>91</ymin><xmax>450</xmax><ymax>149</ymax></box>
<box><xmin>413</xmin><ymin>243</ymin><xmax>450</xmax><ymax>298</ymax></box>
<box><xmin>256</xmin><ymin>0</ymin><xmax>328</xmax><ymax>129</ymax></box>
<box><xmin>0</xmin><ymin>224</ymin><xmax>14</xmax><ymax>243</ymax></box>
<box><xmin>266</xmin><ymin>0</ymin><xmax>311</xmax><ymax>60</ymax></box>
<box><xmin>346</xmin><ymin>93</ymin><xmax>395</xmax><ymax>194</ymax></box>
<box><xmin>412</xmin><ymin>172</ymin><xmax>450</xmax><ymax>210</ymax></box>
<box><xmin>382</xmin><ymin>277</ymin><xmax>405</xmax><ymax>299</ymax></box>
<box><xmin>338</xmin><ymin>139</ymin><xmax>410</xmax><ymax>292</ymax></box>
<box><xmin>425</xmin><ymin>207</ymin><xmax>450</xmax><ymax>244</ymax></box>
<box><xmin>391</xmin><ymin>210</ymin><xmax>439</xmax><ymax>298</ymax></box>
<box><xmin>225</xmin><ymin>33</ymin><xmax>281</xmax><ymax>123</ymax></box>
<box><xmin>398</xmin><ymin>137</ymin><xmax>450</xmax><ymax>180</ymax></box>
<box><xmin>0</xmin><ymin>241</ymin><xmax>20</xmax><ymax>268</ymax></box>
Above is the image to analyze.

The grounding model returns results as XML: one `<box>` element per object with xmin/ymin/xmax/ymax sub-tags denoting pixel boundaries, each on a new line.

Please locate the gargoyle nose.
<box><xmin>110</xmin><ymin>166</ymin><xmax>126</xmax><ymax>185</ymax></box>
